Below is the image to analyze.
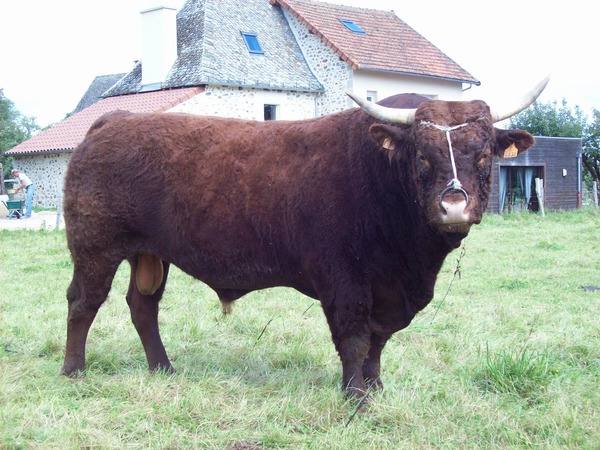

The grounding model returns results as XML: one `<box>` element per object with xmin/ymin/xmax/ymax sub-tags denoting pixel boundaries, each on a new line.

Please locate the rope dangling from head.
<box><xmin>420</xmin><ymin>121</ymin><xmax>469</xmax><ymax>191</ymax></box>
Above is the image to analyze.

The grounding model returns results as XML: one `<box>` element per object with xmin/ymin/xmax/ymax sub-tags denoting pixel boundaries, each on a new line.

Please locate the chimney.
<box><xmin>140</xmin><ymin>1</ymin><xmax>178</xmax><ymax>90</ymax></box>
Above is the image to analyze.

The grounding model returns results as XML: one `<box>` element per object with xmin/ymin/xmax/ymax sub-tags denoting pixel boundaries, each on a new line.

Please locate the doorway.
<box><xmin>499</xmin><ymin>166</ymin><xmax>544</xmax><ymax>213</ymax></box>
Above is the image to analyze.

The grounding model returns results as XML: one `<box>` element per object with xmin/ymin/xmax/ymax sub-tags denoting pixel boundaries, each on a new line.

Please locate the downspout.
<box><xmin>577</xmin><ymin>152</ymin><xmax>582</xmax><ymax>208</ymax></box>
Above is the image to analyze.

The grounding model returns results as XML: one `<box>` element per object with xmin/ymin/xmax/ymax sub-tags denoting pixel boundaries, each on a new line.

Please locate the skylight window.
<box><xmin>340</xmin><ymin>19</ymin><xmax>366</xmax><ymax>34</ymax></box>
<box><xmin>241</xmin><ymin>32</ymin><xmax>264</xmax><ymax>54</ymax></box>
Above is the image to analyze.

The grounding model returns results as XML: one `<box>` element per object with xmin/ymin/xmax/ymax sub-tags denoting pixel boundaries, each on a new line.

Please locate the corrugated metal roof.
<box><xmin>271</xmin><ymin>0</ymin><xmax>478</xmax><ymax>84</ymax></box>
<box><xmin>6</xmin><ymin>87</ymin><xmax>202</xmax><ymax>155</ymax></box>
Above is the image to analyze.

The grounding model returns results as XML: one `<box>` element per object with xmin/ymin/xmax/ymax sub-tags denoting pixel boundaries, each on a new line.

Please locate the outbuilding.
<box><xmin>486</xmin><ymin>136</ymin><xmax>582</xmax><ymax>213</ymax></box>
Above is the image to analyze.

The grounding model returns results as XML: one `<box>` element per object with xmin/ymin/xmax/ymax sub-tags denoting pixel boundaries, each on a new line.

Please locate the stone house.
<box><xmin>6</xmin><ymin>0</ymin><xmax>477</xmax><ymax>207</ymax></box>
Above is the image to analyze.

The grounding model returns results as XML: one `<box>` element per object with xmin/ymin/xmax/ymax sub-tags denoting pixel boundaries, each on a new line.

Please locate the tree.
<box><xmin>507</xmin><ymin>98</ymin><xmax>585</xmax><ymax>138</ymax></box>
<box><xmin>0</xmin><ymin>89</ymin><xmax>40</xmax><ymax>178</ymax></box>
<box><xmin>582</xmin><ymin>109</ymin><xmax>600</xmax><ymax>203</ymax></box>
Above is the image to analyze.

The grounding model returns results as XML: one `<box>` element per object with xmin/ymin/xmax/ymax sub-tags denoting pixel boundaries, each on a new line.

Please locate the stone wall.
<box><xmin>170</xmin><ymin>85</ymin><xmax>317</xmax><ymax>120</ymax></box>
<box><xmin>280</xmin><ymin>8</ymin><xmax>352</xmax><ymax>116</ymax></box>
<box><xmin>10</xmin><ymin>153</ymin><xmax>70</xmax><ymax>208</ymax></box>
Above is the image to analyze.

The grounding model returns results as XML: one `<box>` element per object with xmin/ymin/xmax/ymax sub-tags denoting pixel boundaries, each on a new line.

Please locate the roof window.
<box><xmin>340</xmin><ymin>19</ymin><xmax>366</xmax><ymax>34</ymax></box>
<box><xmin>241</xmin><ymin>32</ymin><xmax>264</xmax><ymax>54</ymax></box>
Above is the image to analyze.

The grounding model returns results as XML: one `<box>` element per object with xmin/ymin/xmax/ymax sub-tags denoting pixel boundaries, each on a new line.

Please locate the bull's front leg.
<box><xmin>336</xmin><ymin>334</ymin><xmax>371</xmax><ymax>397</ymax></box>
<box><xmin>362</xmin><ymin>333</ymin><xmax>391</xmax><ymax>390</ymax></box>
<box><xmin>320</xmin><ymin>282</ymin><xmax>373</xmax><ymax>399</ymax></box>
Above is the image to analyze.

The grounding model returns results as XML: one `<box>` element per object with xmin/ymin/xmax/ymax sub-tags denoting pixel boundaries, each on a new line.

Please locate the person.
<box><xmin>11</xmin><ymin>169</ymin><xmax>35</xmax><ymax>218</ymax></box>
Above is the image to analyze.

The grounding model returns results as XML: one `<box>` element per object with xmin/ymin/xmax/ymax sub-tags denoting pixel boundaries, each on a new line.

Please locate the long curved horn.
<box><xmin>489</xmin><ymin>74</ymin><xmax>550</xmax><ymax>122</ymax></box>
<box><xmin>346</xmin><ymin>91</ymin><xmax>416</xmax><ymax>125</ymax></box>
<box><xmin>347</xmin><ymin>74</ymin><xmax>550</xmax><ymax>125</ymax></box>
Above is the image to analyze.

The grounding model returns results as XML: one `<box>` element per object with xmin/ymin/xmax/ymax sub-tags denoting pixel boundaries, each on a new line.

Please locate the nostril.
<box><xmin>440</xmin><ymin>199</ymin><xmax>469</xmax><ymax>223</ymax></box>
<box><xmin>439</xmin><ymin>186</ymin><xmax>470</xmax><ymax>224</ymax></box>
<box><xmin>439</xmin><ymin>186</ymin><xmax>469</xmax><ymax>212</ymax></box>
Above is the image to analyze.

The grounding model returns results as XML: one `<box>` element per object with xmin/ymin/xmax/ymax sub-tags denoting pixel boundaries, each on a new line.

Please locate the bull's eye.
<box><xmin>478</xmin><ymin>155</ymin><xmax>491</xmax><ymax>182</ymax></box>
<box><xmin>417</xmin><ymin>153</ymin><xmax>430</xmax><ymax>170</ymax></box>
<box><xmin>477</xmin><ymin>155</ymin><xmax>489</xmax><ymax>169</ymax></box>
<box><xmin>477</xmin><ymin>150</ymin><xmax>491</xmax><ymax>169</ymax></box>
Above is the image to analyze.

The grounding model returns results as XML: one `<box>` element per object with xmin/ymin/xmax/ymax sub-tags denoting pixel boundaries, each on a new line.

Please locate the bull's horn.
<box><xmin>346</xmin><ymin>91</ymin><xmax>416</xmax><ymax>125</ymax></box>
<box><xmin>489</xmin><ymin>74</ymin><xmax>550</xmax><ymax>122</ymax></box>
<box><xmin>346</xmin><ymin>74</ymin><xmax>550</xmax><ymax>125</ymax></box>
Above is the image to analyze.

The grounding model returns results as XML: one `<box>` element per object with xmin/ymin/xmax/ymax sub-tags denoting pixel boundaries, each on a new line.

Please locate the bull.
<box><xmin>60</xmin><ymin>77</ymin><xmax>548</xmax><ymax>398</ymax></box>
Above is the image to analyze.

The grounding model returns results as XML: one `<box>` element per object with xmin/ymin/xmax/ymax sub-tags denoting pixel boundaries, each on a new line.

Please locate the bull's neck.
<box><xmin>355</xmin><ymin>139</ymin><xmax>457</xmax><ymax>276</ymax></box>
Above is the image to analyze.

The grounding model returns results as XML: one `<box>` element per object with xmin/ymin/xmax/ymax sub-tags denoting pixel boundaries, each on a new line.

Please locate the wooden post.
<box><xmin>55</xmin><ymin>192</ymin><xmax>62</xmax><ymax>231</ymax></box>
<box><xmin>535</xmin><ymin>178</ymin><xmax>545</xmax><ymax>217</ymax></box>
<box><xmin>55</xmin><ymin>176</ymin><xmax>64</xmax><ymax>231</ymax></box>
<box><xmin>0</xmin><ymin>163</ymin><xmax>4</xmax><ymax>195</ymax></box>
<box><xmin>594</xmin><ymin>181</ymin><xmax>599</xmax><ymax>207</ymax></box>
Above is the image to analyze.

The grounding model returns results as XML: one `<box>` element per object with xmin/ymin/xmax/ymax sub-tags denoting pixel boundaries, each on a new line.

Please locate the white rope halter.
<box><xmin>420</xmin><ymin>121</ymin><xmax>470</xmax><ymax>204</ymax></box>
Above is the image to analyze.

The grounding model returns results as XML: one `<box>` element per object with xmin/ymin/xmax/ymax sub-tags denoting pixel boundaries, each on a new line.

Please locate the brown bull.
<box><xmin>61</xmin><ymin>77</ymin><xmax>548</xmax><ymax>398</ymax></box>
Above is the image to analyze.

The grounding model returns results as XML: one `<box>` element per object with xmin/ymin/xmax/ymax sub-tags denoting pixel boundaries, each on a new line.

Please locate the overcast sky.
<box><xmin>0</xmin><ymin>0</ymin><xmax>596</xmax><ymax>128</ymax></box>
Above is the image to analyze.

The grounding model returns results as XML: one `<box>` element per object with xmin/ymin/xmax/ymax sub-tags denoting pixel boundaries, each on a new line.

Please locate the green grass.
<box><xmin>1</xmin><ymin>209</ymin><xmax>599</xmax><ymax>448</ymax></box>
<box><xmin>474</xmin><ymin>343</ymin><xmax>558</xmax><ymax>402</ymax></box>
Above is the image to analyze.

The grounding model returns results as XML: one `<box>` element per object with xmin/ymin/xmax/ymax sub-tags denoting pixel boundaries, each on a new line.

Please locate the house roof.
<box><xmin>106</xmin><ymin>0</ymin><xmax>324</xmax><ymax>96</ymax></box>
<box><xmin>71</xmin><ymin>73</ymin><xmax>126</xmax><ymax>114</ymax></box>
<box><xmin>270</xmin><ymin>0</ymin><xmax>478</xmax><ymax>84</ymax></box>
<box><xmin>6</xmin><ymin>87</ymin><xmax>202</xmax><ymax>155</ymax></box>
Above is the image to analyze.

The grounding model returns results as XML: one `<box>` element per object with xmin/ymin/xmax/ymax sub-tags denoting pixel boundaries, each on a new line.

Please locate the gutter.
<box><xmin>357</xmin><ymin>67</ymin><xmax>480</xmax><ymax>87</ymax></box>
<box><xmin>6</xmin><ymin>148</ymin><xmax>75</xmax><ymax>157</ymax></box>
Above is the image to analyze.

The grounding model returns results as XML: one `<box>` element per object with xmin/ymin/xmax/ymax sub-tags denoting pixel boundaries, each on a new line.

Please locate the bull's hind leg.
<box><xmin>61</xmin><ymin>260</ymin><xmax>120</xmax><ymax>376</ymax></box>
<box><xmin>126</xmin><ymin>254</ymin><xmax>173</xmax><ymax>372</ymax></box>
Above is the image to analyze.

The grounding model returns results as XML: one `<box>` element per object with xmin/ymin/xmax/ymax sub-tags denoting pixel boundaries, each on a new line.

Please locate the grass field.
<box><xmin>1</xmin><ymin>209</ymin><xmax>599</xmax><ymax>448</ymax></box>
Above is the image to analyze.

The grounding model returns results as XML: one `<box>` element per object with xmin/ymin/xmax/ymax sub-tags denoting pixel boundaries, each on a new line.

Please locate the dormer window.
<box><xmin>241</xmin><ymin>32</ymin><xmax>264</xmax><ymax>54</ymax></box>
<box><xmin>340</xmin><ymin>19</ymin><xmax>366</xmax><ymax>35</ymax></box>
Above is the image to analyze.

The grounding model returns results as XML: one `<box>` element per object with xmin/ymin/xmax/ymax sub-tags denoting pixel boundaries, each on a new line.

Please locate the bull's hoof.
<box><xmin>59</xmin><ymin>365</ymin><xmax>85</xmax><ymax>378</ymax></box>
<box><xmin>344</xmin><ymin>384</ymin><xmax>369</xmax><ymax>401</ymax></box>
<box><xmin>149</xmin><ymin>363</ymin><xmax>176</xmax><ymax>375</ymax></box>
<box><xmin>365</xmin><ymin>377</ymin><xmax>384</xmax><ymax>391</ymax></box>
<box><xmin>345</xmin><ymin>389</ymin><xmax>372</xmax><ymax>421</ymax></box>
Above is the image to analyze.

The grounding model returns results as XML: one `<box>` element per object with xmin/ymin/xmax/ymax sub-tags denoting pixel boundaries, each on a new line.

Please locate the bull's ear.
<box><xmin>369</xmin><ymin>124</ymin><xmax>409</xmax><ymax>161</ymax></box>
<box><xmin>493</xmin><ymin>129</ymin><xmax>536</xmax><ymax>159</ymax></box>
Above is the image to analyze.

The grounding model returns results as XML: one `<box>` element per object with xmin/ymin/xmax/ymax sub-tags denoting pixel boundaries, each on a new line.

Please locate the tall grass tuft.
<box><xmin>474</xmin><ymin>343</ymin><xmax>557</xmax><ymax>402</ymax></box>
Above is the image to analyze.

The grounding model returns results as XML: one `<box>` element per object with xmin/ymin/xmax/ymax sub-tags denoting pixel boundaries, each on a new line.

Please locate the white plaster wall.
<box><xmin>169</xmin><ymin>85</ymin><xmax>317</xmax><ymax>120</ymax></box>
<box><xmin>351</xmin><ymin>70</ymin><xmax>465</xmax><ymax>102</ymax></box>
<box><xmin>11</xmin><ymin>153</ymin><xmax>70</xmax><ymax>208</ymax></box>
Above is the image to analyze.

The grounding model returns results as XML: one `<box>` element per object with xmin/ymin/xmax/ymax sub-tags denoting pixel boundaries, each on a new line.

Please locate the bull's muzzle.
<box><xmin>439</xmin><ymin>186</ymin><xmax>471</xmax><ymax>232</ymax></box>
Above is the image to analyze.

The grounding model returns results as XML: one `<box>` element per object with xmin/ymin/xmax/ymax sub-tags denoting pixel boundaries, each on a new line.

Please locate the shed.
<box><xmin>486</xmin><ymin>136</ymin><xmax>582</xmax><ymax>213</ymax></box>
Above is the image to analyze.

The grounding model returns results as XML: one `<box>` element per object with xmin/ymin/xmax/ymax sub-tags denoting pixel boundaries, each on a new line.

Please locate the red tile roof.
<box><xmin>6</xmin><ymin>87</ymin><xmax>203</xmax><ymax>155</ymax></box>
<box><xmin>271</xmin><ymin>0</ymin><xmax>478</xmax><ymax>84</ymax></box>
